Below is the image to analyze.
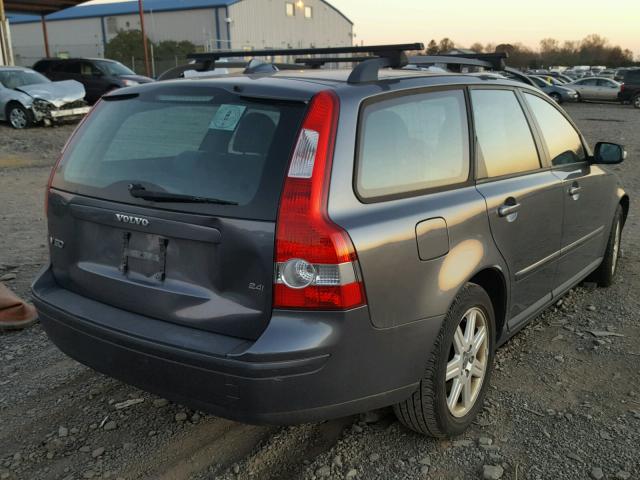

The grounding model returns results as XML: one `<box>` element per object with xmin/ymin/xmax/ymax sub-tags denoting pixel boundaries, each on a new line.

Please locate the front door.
<box><xmin>521</xmin><ymin>91</ymin><xmax>611</xmax><ymax>293</ymax></box>
<box><xmin>470</xmin><ymin>88</ymin><xmax>564</xmax><ymax>327</ymax></box>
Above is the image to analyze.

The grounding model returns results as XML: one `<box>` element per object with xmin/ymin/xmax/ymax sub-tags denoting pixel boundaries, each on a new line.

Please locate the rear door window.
<box><xmin>470</xmin><ymin>89</ymin><xmax>541</xmax><ymax>178</ymax></box>
<box><xmin>523</xmin><ymin>92</ymin><xmax>586</xmax><ymax>166</ymax></box>
<box><xmin>356</xmin><ymin>89</ymin><xmax>470</xmax><ymax>200</ymax></box>
<box><xmin>53</xmin><ymin>85</ymin><xmax>306</xmax><ymax>220</ymax></box>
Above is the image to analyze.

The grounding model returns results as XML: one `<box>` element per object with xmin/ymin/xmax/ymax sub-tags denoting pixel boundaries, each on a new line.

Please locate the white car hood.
<box><xmin>16</xmin><ymin>80</ymin><xmax>86</xmax><ymax>108</ymax></box>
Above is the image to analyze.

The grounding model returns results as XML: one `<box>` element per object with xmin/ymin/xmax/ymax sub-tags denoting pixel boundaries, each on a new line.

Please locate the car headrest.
<box><xmin>231</xmin><ymin>112</ymin><xmax>277</xmax><ymax>155</ymax></box>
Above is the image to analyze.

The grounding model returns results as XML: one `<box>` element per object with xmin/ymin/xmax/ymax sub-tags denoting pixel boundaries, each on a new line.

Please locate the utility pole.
<box><xmin>138</xmin><ymin>0</ymin><xmax>151</xmax><ymax>77</ymax></box>
<box><xmin>0</xmin><ymin>0</ymin><xmax>14</xmax><ymax>65</ymax></box>
<box><xmin>41</xmin><ymin>15</ymin><xmax>50</xmax><ymax>57</ymax></box>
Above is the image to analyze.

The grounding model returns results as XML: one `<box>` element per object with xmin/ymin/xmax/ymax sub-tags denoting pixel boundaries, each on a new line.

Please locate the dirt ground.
<box><xmin>0</xmin><ymin>103</ymin><xmax>638</xmax><ymax>480</ymax></box>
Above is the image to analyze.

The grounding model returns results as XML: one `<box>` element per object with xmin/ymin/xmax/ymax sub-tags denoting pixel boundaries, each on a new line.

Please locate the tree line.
<box><xmin>425</xmin><ymin>35</ymin><xmax>637</xmax><ymax>68</ymax></box>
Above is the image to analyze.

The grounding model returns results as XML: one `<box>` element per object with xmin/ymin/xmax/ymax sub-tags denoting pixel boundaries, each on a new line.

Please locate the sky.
<box><xmin>86</xmin><ymin>0</ymin><xmax>640</xmax><ymax>57</ymax></box>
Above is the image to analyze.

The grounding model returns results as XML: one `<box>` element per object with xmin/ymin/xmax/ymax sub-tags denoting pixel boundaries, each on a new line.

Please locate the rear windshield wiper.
<box><xmin>128</xmin><ymin>183</ymin><xmax>238</xmax><ymax>206</ymax></box>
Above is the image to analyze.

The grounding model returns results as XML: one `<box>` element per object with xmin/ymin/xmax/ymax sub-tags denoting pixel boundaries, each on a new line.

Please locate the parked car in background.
<box><xmin>614</xmin><ymin>68</ymin><xmax>636</xmax><ymax>82</ymax></box>
<box><xmin>529</xmin><ymin>75</ymin><xmax>578</xmax><ymax>103</ymax></box>
<box><xmin>33</xmin><ymin>58</ymin><xmax>153</xmax><ymax>104</ymax></box>
<box><xmin>32</xmin><ymin>44</ymin><xmax>629</xmax><ymax>439</ymax></box>
<box><xmin>548</xmin><ymin>72</ymin><xmax>574</xmax><ymax>84</ymax></box>
<box><xmin>618</xmin><ymin>68</ymin><xmax>640</xmax><ymax>108</ymax></box>
<box><xmin>567</xmin><ymin>77</ymin><xmax>622</xmax><ymax>102</ymax></box>
<box><xmin>0</xmin><ymin>66</ymin><xmax>89</xmax><ymax>129</ymax></box>
<box><xmin>600</xmin><ymin>69</ymin><xmax>616</xmax><ymax>79</ymax></box>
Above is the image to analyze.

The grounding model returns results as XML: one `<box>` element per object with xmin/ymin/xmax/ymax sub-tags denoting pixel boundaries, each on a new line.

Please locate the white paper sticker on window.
<box><xmin>210</xmin><ymin>104</ymin><xmax>247</xmax><ymax>131</ymax></box>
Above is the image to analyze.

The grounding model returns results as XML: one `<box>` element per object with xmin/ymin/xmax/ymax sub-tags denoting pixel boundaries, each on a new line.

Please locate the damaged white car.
<box><xmin>0</xmin><ymin>66</ymin><xmax>90</xmax><ymax>129</ymax></box>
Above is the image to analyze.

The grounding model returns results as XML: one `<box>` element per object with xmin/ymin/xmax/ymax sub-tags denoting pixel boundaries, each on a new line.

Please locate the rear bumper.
<box><xmin>33</xmin><ymin>266</ymin><xmax>444</xmax><ymax>424</ymax></box>
<box><xmin>618</xmin><ymin>91</ymin><xmax>633</xmax><ymax>102</ymax></box>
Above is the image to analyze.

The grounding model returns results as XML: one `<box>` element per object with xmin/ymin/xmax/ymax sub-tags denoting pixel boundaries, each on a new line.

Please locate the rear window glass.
<box><xmin>624</xmin><ymin>70</ymin><xmax>640</xmax><ymax>81</ymax></box>
<box><xmin>53</xmin><ymin>86</ymin><xmax>305</xmax><ymax>220</ymax></box>
<box><xmin>356</xmin><ymin>89</ymin><xmax>470</xmax><ymax>200</ymax></box>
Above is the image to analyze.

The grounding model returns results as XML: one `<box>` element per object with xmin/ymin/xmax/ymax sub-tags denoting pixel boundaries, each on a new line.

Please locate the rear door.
<box><xmin>51</xmin><ymin>61</ymin><xmax>80</xmax><ymax>82</ymax></box>
<box><xmin>596</xmin><ymin>78</ymin><xmax>620</xmax><ymax>101</ymax></box>
<box><xmin>471</xmin><ymin>88</ymin><xmax>564</xmax><ymax>327</ymax></box>
<box><xmin>48</xmin><ymin>84</ymin><xmax>306</xmax><ymax>339</ymax></box>
<box><xmin>521</xmin><ymin>91</ymin><xmax>611</xmax><ymax>293</ymax></box>
<box><xmin>573</xmin><ymin>78</ymin><xmax>599</xmax><ymax>100</ymax></box>
<box><xmin>79</xmin><ymin>61</ymin><xmax>108</xmax><ymax>102</ymax></box>
<box><xmin>344</xmin><ymin>87</ymin><xmax>488</xmax><ymax>328</ymax></box>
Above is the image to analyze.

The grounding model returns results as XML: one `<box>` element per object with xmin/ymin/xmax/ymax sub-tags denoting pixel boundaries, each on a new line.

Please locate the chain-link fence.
<box><xmin>12</xmin><ymin>43</ymin><xmax>192</xmax><ymax>77</ymax></box>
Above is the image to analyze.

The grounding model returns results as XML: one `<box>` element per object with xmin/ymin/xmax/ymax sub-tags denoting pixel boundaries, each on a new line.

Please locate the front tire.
<box><xmin>633</xmin><ymin>94</ymin><xmax>640</xmax><ymax>109</ymax></box>
<box><xmin>550</xmin><ymin>92</ymin><xmax>562</xmax><ymax>103</ymax></box>
<box><xmin>8</xmin><ymin>104</ymin><xmax>33</xmax><ymax>129</ymax></box>
<box><xmin>591</xmin><ymin>205</ymin><xmax>623</xmax><ymax>287</ymax></box>
<box><xmin>394</xmin><ymin>283</ymin><xmax>496</xmax><ymax>437</ymax></box>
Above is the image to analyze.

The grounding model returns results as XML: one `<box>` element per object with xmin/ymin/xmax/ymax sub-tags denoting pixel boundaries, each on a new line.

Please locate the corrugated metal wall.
<box><xmin>11</xmin><ymin>18</ymin><xmax>104</xmax><ymax>66</ymax></box>
<box><xmin>9</xmin><ymin>0</ymin><xmax>353</xmax><ymax>68</ymax></box>
<box><xmin>228</xmin><ymin>0</ymin><xmax>352</xmax><ymax>50</ymax></box>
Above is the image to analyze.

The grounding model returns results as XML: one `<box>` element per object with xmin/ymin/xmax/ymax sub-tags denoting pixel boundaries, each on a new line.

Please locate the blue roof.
<box><xmin>8</xmin><ymin>0</ymin><xmax>237</xmax><ymax>24</ymax></box>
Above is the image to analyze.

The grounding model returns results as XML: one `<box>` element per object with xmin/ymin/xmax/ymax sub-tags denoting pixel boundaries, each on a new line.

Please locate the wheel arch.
<box><xmin>619</xmin><ymin>194</ymin><xmax>629</xmax><ymax>227</ymax></box>
<box><xmin>467</xmin><ymin>267</ymin><xmax>508</xmax><ymax>342</ymax></box>
<box><xmin>5</xmin><ymin>99</ymin><xmax>27</xmax><ymax>118</ymax></box>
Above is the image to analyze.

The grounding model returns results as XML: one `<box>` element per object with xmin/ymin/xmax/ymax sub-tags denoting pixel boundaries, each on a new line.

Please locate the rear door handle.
<box><xmin>569</xmin><ymin>186</ymin><xmax>581</xmax><ymax>196</ymax></box>
<box><xmin>498</xmin><ymin>203</ymin><xmax>521</xmax><ymax>217</ymax></box>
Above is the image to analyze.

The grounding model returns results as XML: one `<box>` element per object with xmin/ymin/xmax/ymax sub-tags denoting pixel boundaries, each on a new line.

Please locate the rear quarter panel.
<box><xmin>327</xmin><ymin>86</ymin><xmax>508</xmax><ymax>329</ymax></box>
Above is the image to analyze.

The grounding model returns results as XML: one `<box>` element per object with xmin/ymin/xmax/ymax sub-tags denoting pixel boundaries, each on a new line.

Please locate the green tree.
<box><xmin>438</xmin><ymin>37</ymin><xmax>455</xmax><ymax>53</ymax></box>
<box><xmin>426</xmin><ymin>39</ymin><xmax>438</xmax><ymax>55</ymax></box>
<box><xmin>154</xmin><ymin>40</ymin><xmax>196</xmax><ymax>60</ymax></box>
<box><xmin>105</xmin><ymin>30</ymin><xmax>151</xmax><ymax>67</ymax></box>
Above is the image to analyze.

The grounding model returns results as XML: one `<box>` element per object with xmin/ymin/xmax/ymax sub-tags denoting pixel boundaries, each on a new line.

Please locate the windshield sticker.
<box><xmin>210</xmin><ymin>104</ymin><xmax>247</xmax><ymax>131</ymax></box>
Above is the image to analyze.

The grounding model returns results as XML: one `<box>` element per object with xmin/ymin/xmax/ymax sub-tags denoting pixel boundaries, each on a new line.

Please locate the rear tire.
<box><xmin>591</xmin><ymin>205</ymin><xmax>623</xmax><ymax>287</ymax></box>
<box><xmin>633</xmin><ymin>94</ymin><xmax>640</xmax><ymax>109</ymax></box>
<box><xmin>394</xmin><ymin>283</ymin><xmax>495</xmax><ymax>437</ymax></box>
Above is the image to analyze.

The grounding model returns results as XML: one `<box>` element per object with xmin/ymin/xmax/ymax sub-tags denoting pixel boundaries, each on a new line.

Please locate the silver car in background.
<box><xmin>567</xmin><ymin>77</ymin><xmax>622</xmax><ymax>102</ymax></box>
<box><xmin>0</xmin><ymin>66</ymin><xmax>90</xmax><ymax>129</ymax></box>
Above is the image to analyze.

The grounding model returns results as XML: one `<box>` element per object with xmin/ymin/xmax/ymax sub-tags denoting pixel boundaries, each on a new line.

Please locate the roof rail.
<box><xmin>157</xmin><ymin>60</ymin><xmax>305</xmax><ymax>81</ymax></box>
<box><xmin>409</xmin><ymin>52</ymin><xmax>507</xmax><ymax>71</ymax></box>
<box><xmin>295</xmin><ymin>56</ymin><xmax>377</xmax><ymax>68</ymax></box>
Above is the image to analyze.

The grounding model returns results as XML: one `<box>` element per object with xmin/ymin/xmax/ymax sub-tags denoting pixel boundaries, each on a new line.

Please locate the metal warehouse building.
<box><xmin>8</xmin><ymin>0</ymin><xmax>353</xmax><ymax>67</ymax></box>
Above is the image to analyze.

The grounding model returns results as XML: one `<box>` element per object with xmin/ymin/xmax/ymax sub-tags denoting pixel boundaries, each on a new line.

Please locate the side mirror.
<box><xmin>593</xmin><ymin>142</ymin><xmax>626</xmax><ymax>164</ymax></box>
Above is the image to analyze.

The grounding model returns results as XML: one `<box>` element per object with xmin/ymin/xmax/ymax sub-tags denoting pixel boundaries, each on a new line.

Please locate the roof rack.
<box><xmin>185</xmin><ymin>43</ymin><xmax>424</xmax><ymax>83</ymax></box>
<box><xmin>187</xmin><ymin>43</ymin><xmax>423</xmax><ymax>63</ymax></box>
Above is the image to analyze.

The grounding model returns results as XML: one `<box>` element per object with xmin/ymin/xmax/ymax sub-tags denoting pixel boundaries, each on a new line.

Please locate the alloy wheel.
<box><xmin>9</xmin><ymin>108</ymin><xmax>27</xmax><ymax>129</ymax></box>
<box><xmin>634</xmin><ymin>96</ymin><xmax>640</xmax><ymax>109</ymax></box>
<box><xmin>445</xmin><ymin>307</ymin><xmax>489</xmax><ymax>418</ymax></box>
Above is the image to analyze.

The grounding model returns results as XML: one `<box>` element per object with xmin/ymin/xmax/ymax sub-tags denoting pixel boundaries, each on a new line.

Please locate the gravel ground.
<box><xmin>0</xmin><ymin>103</ymin><xmax>638</xmax><ymax>480</ymax></box>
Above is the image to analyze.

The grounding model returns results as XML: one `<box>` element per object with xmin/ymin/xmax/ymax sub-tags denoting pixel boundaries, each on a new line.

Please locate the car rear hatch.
<box><xmin>47</xmin><ymin>82</ymin><xmax>308</xmax><ymax>340</ymax></box>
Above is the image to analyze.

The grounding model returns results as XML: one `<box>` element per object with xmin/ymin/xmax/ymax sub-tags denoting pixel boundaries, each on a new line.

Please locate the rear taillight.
<box><xmin>620</xmin><ymin>83</ymin><xmax>625</xmax><ymax>92</ymax></box>
<box><xmin>273</xmin><ymin>91</ymin><xmax>366</xmax><ymax>310</ymax></box>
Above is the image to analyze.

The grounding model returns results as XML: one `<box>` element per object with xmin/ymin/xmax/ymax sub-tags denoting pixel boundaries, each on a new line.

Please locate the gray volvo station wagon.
<box><xmin>32</xmin><ymin>44</ymin><xmax>629</xmax><ymax>437</ymax></box>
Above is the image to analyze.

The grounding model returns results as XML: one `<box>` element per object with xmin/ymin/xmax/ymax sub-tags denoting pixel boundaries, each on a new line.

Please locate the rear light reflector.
<box><xmin>288</xmin><ymin>129</ymin><xmax>319</xmax><ymax>178</ymax></box>
<box><xmin>273</xmin><ymin>90</ymin><xmax>366</xmax><ymax>310</ymax></box>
